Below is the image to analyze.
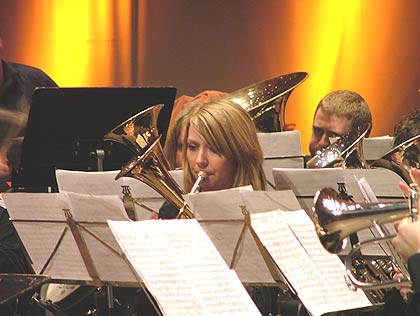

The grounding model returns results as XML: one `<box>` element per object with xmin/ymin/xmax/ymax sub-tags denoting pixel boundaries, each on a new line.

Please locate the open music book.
<box><xmin>250</xmin><ymin>209</ymin><xmax>372</xmax><ymax>316</ymax></box>
<box><xmin>108</xmin><ymin>219</ymin><xmax>262</xmax><ymax>316</ymax></box>
<box><xmin>183</xmin><ymin>187</ymin><xmax>372</xmax><ymax>315</ymax></box>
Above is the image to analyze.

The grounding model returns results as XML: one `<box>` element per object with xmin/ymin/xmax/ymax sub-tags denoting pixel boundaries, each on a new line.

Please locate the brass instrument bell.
<box><xmin>372</xmin><ymin>134</ymin><xmax>420</xmax><ymax>184</ymax></box>
<box><xmin>104</xmin><ymin>104</ymin><xmax>197</xmax><ymax>219</ymax></box>
<box><xmin>307</xmin><ymin>124</ymin><xmax>370</xmax><ymax>169</ymax></box>
<box><xmin>221</xmin><ymin>72</ymin><xmax>308</xmax><ymax>132</ymax></box>
<box><xmin>312</xmin><ymin>187</ymin><xmax>412</xmax><ymax>291</ymax></box>
<box><xmin>103</xmin><ymin>103</ymin><xmax>172</xmax><ymax>170</ymax></box>
<box><xmin>115</xmin><ymin>137</ymin><xmax>195</xmax><ymax>219</ymax></box>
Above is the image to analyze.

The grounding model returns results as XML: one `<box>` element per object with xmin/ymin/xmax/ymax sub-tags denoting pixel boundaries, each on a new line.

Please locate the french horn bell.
<box><xmin>103</xmin><ymin>103</ymin><xmax>172</xmax><ymax>170</ymax></box>
<box><xmin>115</xmin><ymin>137</ymin><xmax>194</xmax><ymax>219</ymax></box>
<box><xmin>104</xmin><ymin>104</ymin><xmax>195</xmax><ymax>219</ymax></box>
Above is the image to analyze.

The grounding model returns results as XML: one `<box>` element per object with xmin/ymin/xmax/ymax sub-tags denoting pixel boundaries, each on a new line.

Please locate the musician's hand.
<box><xmin>392</xmin><ymin>217</ymin><xmax>420</xmax><ymax>262</ymax></box>
<box><xmin>149</xmin><ymin>212</ymin><xmax>158</xmax><ymax>220</ymax></box>
<box><xmin>393</xmin><ymin>269</ymin><xmax>413</xmax><ymax>302</ymax></box>
<box><xmin>409</xmin><ymin>168</ymin><xmax>420</xmax><ymax>186</ymax></box>
<box><xmin>0</xmin><ymin>155</ymin><xmax>11</xmax><ymax>178</ymax></box>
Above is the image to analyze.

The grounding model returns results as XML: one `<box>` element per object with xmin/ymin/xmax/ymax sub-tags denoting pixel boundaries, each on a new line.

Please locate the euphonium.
<box><xmin>306</xmin><ymin>124</ymin><xmax>370</xmax><ymax>169</ymax></box>
<box><xmin>221</xmin><ymin>72</ymin><xmax>308</xmax><ymax>132</ymax></box>
<box><xmin>312</xmin><ymin>187</ymin><xmax>413</xmax><ymax>291</ymax></box>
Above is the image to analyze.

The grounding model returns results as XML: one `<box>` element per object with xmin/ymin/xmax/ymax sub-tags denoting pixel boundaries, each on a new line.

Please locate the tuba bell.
<box><xmin>312</xmin><ymin>187</ymin><xmax>414</xmax><ymax>293</ymax></box>
<box><xmin>306</xmin><ymin>124</ymin><xmax>370</xmax><ymax>169</ymax></box>
<box><xmin>221</xmin><ymin>72</ymin><xmax>308</xmax><ymax>132</ymax></box>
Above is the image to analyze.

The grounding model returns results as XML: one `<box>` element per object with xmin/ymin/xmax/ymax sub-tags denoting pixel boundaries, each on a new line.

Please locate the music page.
<box><xmin>108</xmin><ymin>219</ymin><xmax>262</xmax><ymax>316</ymax></box>
<box><xmin>250</xmin><ymin>210</ymin><xmax>371</xmax><ymax>316</ymax></box>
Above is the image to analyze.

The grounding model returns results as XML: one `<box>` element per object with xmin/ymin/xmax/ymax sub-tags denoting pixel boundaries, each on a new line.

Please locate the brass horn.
<box><xmin>312</xmin><ymin>187</ymin><xmax>414</xmax><ymax>291</ymax></box>
<box><xmin>105</xmin><ymin>104</ymin><xmax>209</xmax><ymax>219</ymax></box>
<box><xmin>115</xmin><ymin>136</ymin><xmax>195</xmax><ymax>219</ymax></box>
<box><xmin>221</xmin><ymin>72</ymin><xmax>308</xmax><ymax>132</ymax></box>
<box><xmin>103</xmin><ymin>103</ymin><xmax>172</xmax><ymax>170</ymax></box>
<box><xmin>372</xmin><ymin>134</ymin><xmax>420</xmax><ymax>184</ymax></box>
<box><xmin>306</xmin><ymin>124</ymin><xmax>370</xmax><ymax>169</ymax></box>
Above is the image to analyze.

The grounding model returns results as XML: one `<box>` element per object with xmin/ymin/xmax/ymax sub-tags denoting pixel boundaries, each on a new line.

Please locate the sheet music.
<box><xmin>65</xmin><ymin>192</ymin><xmax>128</xmax><ymax>221</ymax></box>
<box><xmin>238</xmin><ymin>190</ymin><xmax>301</xmax><ymax>212</ymax></box>
<box><xmin>56</xmin><ymin>169</ymin><xmax>122</xmax><ymax>195</ymax></box>
<box><xmin>257</xmin><ymin>131</ymin><xmax>302</xmax><ymax>158</ymax></box>
<box><xmin>250</xmin><ymin>210</ymin><xmax>371</xmax><ymax>316</ymax></box>
<box><xmin>354</xmin><ymin>176</ymin><xmax>399</xmax><ymax>255</ymax></box>
<box><xmin>3</xmin><ymin>192</ymin><xmax>136</xmax><ymax>282</ymax></box>
<box><xmin>108</xmin><ymin>219</ymin><xmax>262</xmax><ymax>316</ymax></box>
<box><xmin>56</xmin><ymin>169</ymin><xmax>184</xmax><ymax>220</ymax></box>
<box><xmin>363</xmin><ymin>136</ymin><xmax>394</xmax><ymax>161</ymax></box>
<box><xmin>199</xmin><ymin>220</ymin><xmax>277</xmax><ymax>284</ymax></box>
<box><xmin>184</xmin><ymin>186</ymin><xmax>253</xmax><ymax>220</ymax></box>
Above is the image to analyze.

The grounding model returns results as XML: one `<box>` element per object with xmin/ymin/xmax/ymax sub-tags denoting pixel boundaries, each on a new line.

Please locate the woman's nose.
<box><xmin>196</xmin><ymin>148</ymin><xmax>208</xmax><ymax>167</ymax></box>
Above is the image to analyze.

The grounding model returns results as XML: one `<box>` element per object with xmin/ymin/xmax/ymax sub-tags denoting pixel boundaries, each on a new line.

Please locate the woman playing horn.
<box><xmin>159</xmin><ymin>99</ymin><xmax>307</xmax><ymax>315</ymax></box>
<box><xmin>163</xmin><ymin>90</ymin><xmax>227</xmax><ymax>169</ymax></box>
<box><xmin>159</xmin><ymin>99</ymin><xmax>267</xmax><ymax>219</ymax></box>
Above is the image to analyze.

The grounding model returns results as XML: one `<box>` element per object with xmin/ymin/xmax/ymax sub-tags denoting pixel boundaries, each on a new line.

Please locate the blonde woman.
<box><xmin>159</xmin><ymin>99</ymin><xmax>266</xmax><ymax>217</ymax></box>
<box><xmin>182</xmin><ymin>99</ymin><xmax>267</xmax><ymax>192</ymax></box>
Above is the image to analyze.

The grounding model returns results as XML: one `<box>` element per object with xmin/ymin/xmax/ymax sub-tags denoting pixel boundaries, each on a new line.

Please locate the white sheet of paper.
<box><xmin>3</xmin><ymin>192</ymin><xmax>133</xmax><ymax>281</ymax></box>
<box><xmin>250</xmin><ymin>210</ymin><xmax>371</xmax><ymax>316</ymax></box>
<box><xmin>55</xmin><ymin>169</ymin><xmax>173</xmax><ymax>219</ymax></box>
<box><xmin>257</xmin><ymin>131</ymin><xmax>302</xmax><ymax>158</ymax></box>
<box><xmin>184</xmin><ymin>186</ymin><xmax>253</xmax><ymax>220</ymax></box>
<box><xmin>108</xmin><ymin>219</ymin><xmax>262</xmax><ymax>316</ymax></box>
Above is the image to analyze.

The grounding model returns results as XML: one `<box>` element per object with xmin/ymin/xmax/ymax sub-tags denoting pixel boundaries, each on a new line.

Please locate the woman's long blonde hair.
<box><xmin>182</xmin><ymin>99</ymin><xmax>267</xmax><ymax>191</ymax></box>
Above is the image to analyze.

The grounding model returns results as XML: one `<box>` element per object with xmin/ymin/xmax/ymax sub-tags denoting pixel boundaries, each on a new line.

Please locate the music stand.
<box><xmin>55</xmin><ymin>169</ymin><xmax>183</xmax><ymax>220</ymax></box>
<box><xmin>14</xmin><ymin>87</ymin><xmax>177</xmax><ymax>192</ymax></box>
<box><xmin>257</xmin><ymin>131</ymin><xmax>304</xmax><ymax>189</ymax></box>
<box><xmin>272</xmin><ymin>168</ymin><xmax>406</xmax><ymax>217</ymax></box>
<box><xmin>3</xmin><ymin>192</ymin><xmax>141</xmax><ymax>287</ymax></box>
<box><xmin>184</xmin><ymin>188</ymin><xmax>302</xmax><ymax>286</ymax></box>
<box><xmin>363</xmin><ymin>136</ymin><xmax>395</xmax><ymax>164</ymax></box>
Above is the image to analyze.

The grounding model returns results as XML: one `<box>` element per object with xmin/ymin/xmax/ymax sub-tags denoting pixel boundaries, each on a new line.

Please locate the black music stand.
<box><xmin>13</xmin><ymin>87</ymin><xmax>176</xmax><ymax>192</ymax></box>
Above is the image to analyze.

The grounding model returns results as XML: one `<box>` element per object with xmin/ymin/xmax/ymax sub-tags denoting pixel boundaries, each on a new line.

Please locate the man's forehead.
<box><xmin>314</xmin><ymin>109</ymin><xmax>351</xmax><ymax>133</ymax></box>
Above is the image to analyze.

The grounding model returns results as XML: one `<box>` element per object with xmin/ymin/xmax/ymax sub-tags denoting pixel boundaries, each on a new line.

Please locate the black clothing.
<box><xmin>0</xmin><ymin>60</ymin><xmax>57</xmax><ymax>113</ymax></box>
<box><xmin>406</xmin><ymin>253</ymin><xmax>420</xmax><ymax>316</ymax></box>
<box><xmin>371</xmin><ymin>158</ymin><xmax>411</xmax><ymax>184</ymax></box>
<box><xmin>376</xmin><ymin>253</ymin><xmax>420</xmax><ymax>316</ymax></box>
<box><xmin>158</xmin><ymin>200</ymin><xmax>178</xmax><ymax>219</ymax></box>
<box><xmin>0</xmin><ymin>59</ymin><xmax>57</xmax><ymax>176</ymax></box>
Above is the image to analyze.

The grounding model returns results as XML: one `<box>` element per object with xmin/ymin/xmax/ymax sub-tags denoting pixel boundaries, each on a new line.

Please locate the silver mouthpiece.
<box><xmin>190</xmin><ymin>171</ymin><xmax>208</xmax><ymax>193</ymax></box>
